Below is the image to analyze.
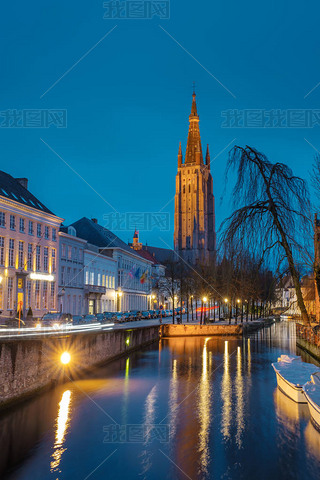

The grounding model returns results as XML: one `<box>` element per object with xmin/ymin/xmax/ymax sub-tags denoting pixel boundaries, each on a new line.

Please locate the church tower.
<box><xmin>174</xmin><ymin>91</ymin><xmax>216</xmax><ymax>264</ymax></box>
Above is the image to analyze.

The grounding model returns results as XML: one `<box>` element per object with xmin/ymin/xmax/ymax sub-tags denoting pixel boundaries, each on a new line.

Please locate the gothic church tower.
<box><xmin>174</xmin><ymin>92</ymin><xmax>216</xmax><ymax>264</ymax></box>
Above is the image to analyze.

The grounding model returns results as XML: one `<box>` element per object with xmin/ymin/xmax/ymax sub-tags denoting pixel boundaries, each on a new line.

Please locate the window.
<box><xmin>62</xmin><ymin>244</ymin><xmax>66</xmax><ymax>258</ymax></box>
<box><xmin>85</xmin><ymin>270</ymin><xmax>89</xmax><ymax>285</ymax></box>
<box><xmin>90</xmin><ymin>271</ymin><xmax>94</xmax><ymax>285</ymax></box>
<box><xmin>44</xmin><ymin>226</ymin><xmax>49</xmax><ymax>239</ymax></box>
<box><xmin>97</xmin><ymin>273</ymin><xmax>101</xmax><ymax>286</ymax></box>
<box><xmin>43</xmin><ymin>282</ymin><xmax>48</xmax><ymax>309</ymax></box>
<box><xmin>37</xmin><ymin>223</ymin><xmax>41</xmax><ymax>237</ymax></box>
<box><xmin>36</xmin><ymin>245</ymin><xmax>41</xmax><ymax>271</ymax></box>
<box><xmin>8</xmin><ymin>239</ymin><xmax>14</xmax><ymax>267</ymax></box>
<box><xmin>28</xmin><ymin>221</ymin><xmax>33</xmax><ymax>235</ymax></box>
<box><xmin>26</xmin><ymin>280</ymin><xmax>31</xmax><ymax>308</ymax></box>
<box><xmin>78</xmin><ymin>248</ymin><xmax>83</xmax><ymax>262</ymax></box>
<box><xmin>18</xmin><ymin>241</ymin><xmax>24</xmax><ymax>268</ymax></box>
<box><xmin>0</xmin><ymin>284</ymin><xmax>3</xmax><ymax>309</ymax></box>
<box><xmin>35</xmin><ymin>280</ymin><xmax>40</xmax><ymax>309</ymax></box>
<box><xmin>52</xmin><ymin>228</ymin><xmax>56</xmax><ymax>241</ymax></box>
<box><xmin>7</xmin><ymin>278</ymin><xmax>13</xmax><ymax>309</ymax></box>
<box><xmin>67</xmin><ymin>267</ymin><xmax>71</xmax><ymax>285</ymax></box>
<box><xmin>44</xmin><ymin>247</ymin><xmax>48</xmax><ymax>272</ymax></box>
<box><xmin>73</xmin><ymin>268</ymin><xmax>77</xmax><ymax>286</ymax></box>
<box><xmin>0</xmin><ymin>237</ymin><xmax>4</xmax><ymax>265</ymax></box>
<box><xmin>10</xmin><ymin>215</ymin><xmax>15</xmax><ymax>230</ymax></box>
<box><xmin>78</xmin><ymin>295</ymin><xmax>82</xmax><ymax>315</ymax></box>
<box><xmin>27</xmin><ymin>244</ymin><xmax>33</xmax><ymax>270</ymax></box>
<box><xmin>73</xmin><ymin>247</ymin><xmax>78</xmax><ymax>261</ymax></box>
<box><xmin>50</xmin><ymin>282</ymin><xmax>55</xmax><ymax>309</ymax></box>
<box><xmin>0</xmin><ymin>212</ymin><xmax>5</xmax><ymax>227</ymax></box>
<box><xmin>68</xmin><ymin>246</ymin><xmax>72</xmax><ymax>260</ymax></box>
<box><xmin>52</xmin><ymin>248</ymin><xmax>56</xmax><ymax>273</ymax></box>
<box><xmin>19</xmin><ymin>218</ymin><xmax>25</xmax><ymax>233</ymax></box>
<box><xmin>73</xmin><ymin>295</ymin><xmax>76</xmax><ymax>314</ymax></box>
<box><xmin>61</xmin><ymin>266</ymin><xmax>65</xmax><ymax>285</ymax></box>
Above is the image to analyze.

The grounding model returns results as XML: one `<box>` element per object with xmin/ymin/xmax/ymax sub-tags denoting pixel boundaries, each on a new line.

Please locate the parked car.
<box><xmin>112</xmin><ymin>312</ymin><xmax>125</xmax><ymax>323</ymax></box>
<box><xmin>73</xmin><ymin>315</ymin><xmax>84</xmax><ymax>325</ymax></box>
<box><xmin>157</xmin><ymin>309</ymin><xmax>166</xmax><ymax>317</ymax></box>
<box><xmin>148</xmin><ymin>310</ymin><xmax>158</xmax><ymax>318</ymax></box>
<box><xmin>141</xmin><ymin>311</ymin><xmax>151</xmax><ymax>319</ymax></box>
<box><xmin>40</xmin><ymin>312</ymin><xmax>73</xmax><ymax>328</ymax></box>
<box><xmin>82</xmin><ymin>314</ymin><xmax>98</xmax><ymax>324</ymax></box>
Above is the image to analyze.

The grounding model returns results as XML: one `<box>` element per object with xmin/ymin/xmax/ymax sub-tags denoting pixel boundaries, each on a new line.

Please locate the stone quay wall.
<box><xmin>0</xmin><ymin>326</ymin><xmax>159</xmax><ymax>409</ymax></box>
<box><xmin>296</xmin><ymin>323</ymin><xmax>320</xmax><ymax>362</ymax></box>
<box><xmin>161</xmin><ymin>324</ymin><xmax>243</xmax><ymax>337</ymax></box>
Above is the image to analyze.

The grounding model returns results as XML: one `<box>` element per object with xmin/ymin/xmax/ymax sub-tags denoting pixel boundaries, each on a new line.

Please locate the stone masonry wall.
<box><xmin>0</xmin><ymin>326</ymin><xmax>159</xmax><ymax>408</ymax></box>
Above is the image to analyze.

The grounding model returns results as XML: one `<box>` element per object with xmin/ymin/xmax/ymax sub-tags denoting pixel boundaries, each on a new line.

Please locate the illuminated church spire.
<box><xmin>174</xmin><ymin>91</ymin><xmax>216</xmax><ymax>264</ymax></box>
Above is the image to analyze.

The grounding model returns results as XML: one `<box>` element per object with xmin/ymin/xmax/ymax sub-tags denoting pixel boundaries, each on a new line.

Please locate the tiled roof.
<box><xmin>0</xmin><ymin>171</ymin><xmax>54</xmax><ymax>215</ymax></box>
<box><xmin>70</xmin><ymin>217</ymin><xmax>152</xmax><ymax>260</ymax></box>
<box><xmin>142</xmin><ymin>245</ymin><xmax>176</xmax><ymax>264</ymax></box>
<box><xmin>134</xmin><ymin>248</ymin><xmax>160</xmax><ymax>265</ymax></box>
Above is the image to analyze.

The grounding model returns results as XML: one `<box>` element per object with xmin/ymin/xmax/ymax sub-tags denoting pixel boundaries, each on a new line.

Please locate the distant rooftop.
<box><xmin>0</xmin><ymin>170</ymin><xmax>54</xmax><ymax>215</ymax></box>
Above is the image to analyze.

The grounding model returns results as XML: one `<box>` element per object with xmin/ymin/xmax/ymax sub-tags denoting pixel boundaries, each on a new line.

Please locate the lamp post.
<box><xmin>236</xmin><ymin>299</ymin><xmax>241</xmax><ymax>325</ymax></box>
<box><xmin>202</xmin><ymin>296</ymin><xmax>207</xmax><ymax>325</ymax></box>
<box><xmin>224</xmin><ymin>298</ymin><xmax>228</xmax><ymax>321</ymax></box>
<box><xmin>190</xmin><ymin>295</ymin><xmax>194</xmax><ymax>322</ymax></box>
<box><xmin>117</xmin><ymin>291</ymin><xmax>123</xmax><ymax>312</ymax></box>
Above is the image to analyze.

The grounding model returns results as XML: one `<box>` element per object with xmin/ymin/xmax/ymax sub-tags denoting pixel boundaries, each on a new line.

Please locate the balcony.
<box><xmin>84</xmin><ymin>284</ymin><xmax>106</xmax><ymax>294</ymax></box>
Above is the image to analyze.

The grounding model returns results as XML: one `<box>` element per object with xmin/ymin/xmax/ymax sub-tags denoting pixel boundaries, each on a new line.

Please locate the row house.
<box><xmin>83</xmin><ymin>244</ymin><xmax>117</xmax><ymax>314</ymax></box>
<box><xmin>0</xmin><ymin>172</ymin><xmax>63</xmax><ymax>319</ymax></box>
<box><xmin>70</xmin><ymin>217</ymin><xmax>153</xmax><ymax>311</ymax></box>
<box><xmin>58</xmin><ymin>226</ymin><xmax>86</xmax><ymax>315</ymax></box>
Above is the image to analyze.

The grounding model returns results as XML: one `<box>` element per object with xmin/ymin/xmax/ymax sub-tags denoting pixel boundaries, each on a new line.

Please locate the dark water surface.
<box><xmin>1</xmin><ymin>322</ymin><xmax>320</xmax><ymax>480</ymax></box>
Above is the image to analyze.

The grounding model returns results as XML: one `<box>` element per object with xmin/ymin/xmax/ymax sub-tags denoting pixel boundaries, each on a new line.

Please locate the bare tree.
<box><xmin>221</xmin><ymin>145</ymin><xmax>312</xmax><ymax>326</ymax></box>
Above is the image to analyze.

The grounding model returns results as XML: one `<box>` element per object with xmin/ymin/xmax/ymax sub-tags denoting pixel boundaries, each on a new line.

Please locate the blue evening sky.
<box><xmin>1</xmin><ymin>0</ymin><xmax>319</xmax><ymax>248</ymax></box>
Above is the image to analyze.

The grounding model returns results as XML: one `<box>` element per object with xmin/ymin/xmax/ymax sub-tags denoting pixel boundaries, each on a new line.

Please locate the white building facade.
<box><xmin>0</xmin><ymin>173</ymin><xmax>63</xmax><ymax>320</ymax></box>
<box><xmin>58</xmin><ymin>227</ymin><xmax>86</xmax><ymax>315</ymax></box>
<box><xmin>84</xmin><ymin>244</ymin><xmax>117</xmax><ymax>314</ymax></box>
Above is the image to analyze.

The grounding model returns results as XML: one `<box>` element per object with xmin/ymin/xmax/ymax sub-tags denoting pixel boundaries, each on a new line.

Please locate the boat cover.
<box><xmin>277</xmin><ymin>354</ymin><xmax>302</xmax><ymax>363</ymax></box>
<box><xmin>304</xmin><ymin>374</ymin><xmax>320</xmax><ymax>407</ymax></box>
<box><xmin>272</xmin><ymin>360</ymin><xmax>319</xmax><ymax>387</ymax></box>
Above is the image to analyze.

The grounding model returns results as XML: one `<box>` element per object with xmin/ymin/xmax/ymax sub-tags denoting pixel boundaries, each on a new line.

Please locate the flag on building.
<box><xmin>140</xmin><ymin>270</ymin><xmax>148</xmax><ymax>284</ymax></box>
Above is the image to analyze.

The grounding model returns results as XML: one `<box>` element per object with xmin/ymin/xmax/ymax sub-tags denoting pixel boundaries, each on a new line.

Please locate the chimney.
<box><xmin>91</xmin><ymin>218</ymin><xmax>98</xmax><ymax>224</ymax></box>
<box><xmin>16</xmin><ymin>178</ymin><xmax>28</xmax><ymax>190</ymax></box>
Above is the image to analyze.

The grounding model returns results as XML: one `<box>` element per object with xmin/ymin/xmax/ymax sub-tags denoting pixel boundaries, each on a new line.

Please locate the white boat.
<box><xmin>303</xmin><ymin>373</ymin><xmax>320</xmax><ymax>430</ymax></box>
<box><xmin>272</xmin><ymin>355</ymin><xmax>320</xmax><ymax>403</ymax></box>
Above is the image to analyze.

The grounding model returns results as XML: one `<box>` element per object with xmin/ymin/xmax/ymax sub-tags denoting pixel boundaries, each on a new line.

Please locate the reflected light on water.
<box><xmin>221</xmin><ymin>340</ymin><xmax>232</xmax><ymax>440</ymax></box>
<box><xmin>168</xmin><ymin>359</ymin><xmax>179</xmax><ymax>440</ymax></box>
<box><xmin>305</xmin><ymin>421</ymin><xmax>320</xmax><ymax>460</ymax></box>
<box><xmin>198</xmin><ymin>338</ymin><xmax>212</xmax><ymax>473</ymax></box>
<box><xmin>235</xmin><ymin>346</ymin><xmax>244</xmax><ymax>448</ymax></box>
<box><xmin>50</xmin><ymin>389</ymin><xmax>72</xmax><ymax>473</ymax></box>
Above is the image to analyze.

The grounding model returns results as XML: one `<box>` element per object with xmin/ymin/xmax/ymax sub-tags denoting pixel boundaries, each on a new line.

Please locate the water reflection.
<box><xmin>197</xmin><ymin>338</ymin><xmax>212</xmax><ymax>473</ymax></box>
<box><xmin>274</xmin><ymin>387</ymin><xmax>309</xmax><ymax>435</ymax></box>
<box><xmin>305</xmin><ymin>421</ymin><xmax>320</xmax><ymax>461</ymax></box>
<box><xmin>235</xmin><ymin>346</ymin><xmax>244</xmax><ymax>448</ymax></box>
<box><xmin>50</xmin><ymin>389</ymin><xmax>72</xmax><ymax>473</ymax></box>
<box><xmin>221</xmin><ymin>340</ymin><xmax>232</xmax><ymax>441</ymax></box>
<box><xmin>4</xmin><ymin>324</ymin><xmax>320</xmax><ymax>480</ymax></box>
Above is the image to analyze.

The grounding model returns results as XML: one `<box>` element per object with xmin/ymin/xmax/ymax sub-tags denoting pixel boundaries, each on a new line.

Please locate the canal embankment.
<box><xmin>161</xmin><ymin>318</ymin><xmax>275</xmax><ymax>337</ymax></box>
<box><xmin>0</xmin><ymin>325</ymin><xmax>159</xmax><ymax>409</ymax></box>
<box><xmin>296</xmin><ymin>323</ymin><xmax>320</xmax><ymax>362</ymax></box>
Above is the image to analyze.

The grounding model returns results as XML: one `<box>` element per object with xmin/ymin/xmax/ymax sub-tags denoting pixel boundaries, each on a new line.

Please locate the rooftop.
<box><xmin>0</xmin><ymin>170</ymin><xmax>54</xmax><ymax>215</ymax></box>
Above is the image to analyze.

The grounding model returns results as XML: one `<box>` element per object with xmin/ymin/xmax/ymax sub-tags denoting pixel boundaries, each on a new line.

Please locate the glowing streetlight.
<box><xmin>224</xmin><ymin>298</ymin><xmax>228</xmax><ymax>303</ymax></box>
<box><xmin>237</xmin><ymin>299</ymin><xmax>241</xmax><ymax>303</ymax></box>
<box><xmin>60</xmin><ymin>352</ymin><xmax>71</xmax><ymax>365</ymax></box>
<box><xmin>202</xmin><ymin>296</ymin><xmax>207</xmax><ymax>303</ymax></box>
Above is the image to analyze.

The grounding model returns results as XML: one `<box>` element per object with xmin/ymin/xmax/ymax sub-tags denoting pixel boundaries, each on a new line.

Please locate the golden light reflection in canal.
<box><xmin>235</xmin><ymin>346</ymin><xmax>244</xmax><ymax>448</ymax></box>
<box><xmin>168</xmin><ymin>358</ymin><xmax>179</xmax><ymax>440</ymax></box>
<box><xmin>50</xmin><ymin>389</ymin><xmax>72</xmax><ymax>473</ymax></box>
<box><xmin>197</xmin><ymin>337</ymin><xmax>212</xmax><ymax>474</ymax></box>
<box><xmin>221</xmin><ymin>340</ymin><xmax>232</xmax><ymax>440</ymax></box>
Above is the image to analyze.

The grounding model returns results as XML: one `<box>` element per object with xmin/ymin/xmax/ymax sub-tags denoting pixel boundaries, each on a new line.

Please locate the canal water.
<box><xmin>1</xmin><ymin>322</ymin><xmax>320</xmax><ymax>480</ymax></box>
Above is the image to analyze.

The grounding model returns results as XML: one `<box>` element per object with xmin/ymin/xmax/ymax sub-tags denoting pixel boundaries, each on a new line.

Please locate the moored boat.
<box><xmin>303</xmin><ymin>373</ymin><xmax>320</xmax><ymax>430</ymax></box>
<box><xmin>272</xmin><ymin>355</ymin><xmax>320</xmax><ymax>403</ymax></box>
